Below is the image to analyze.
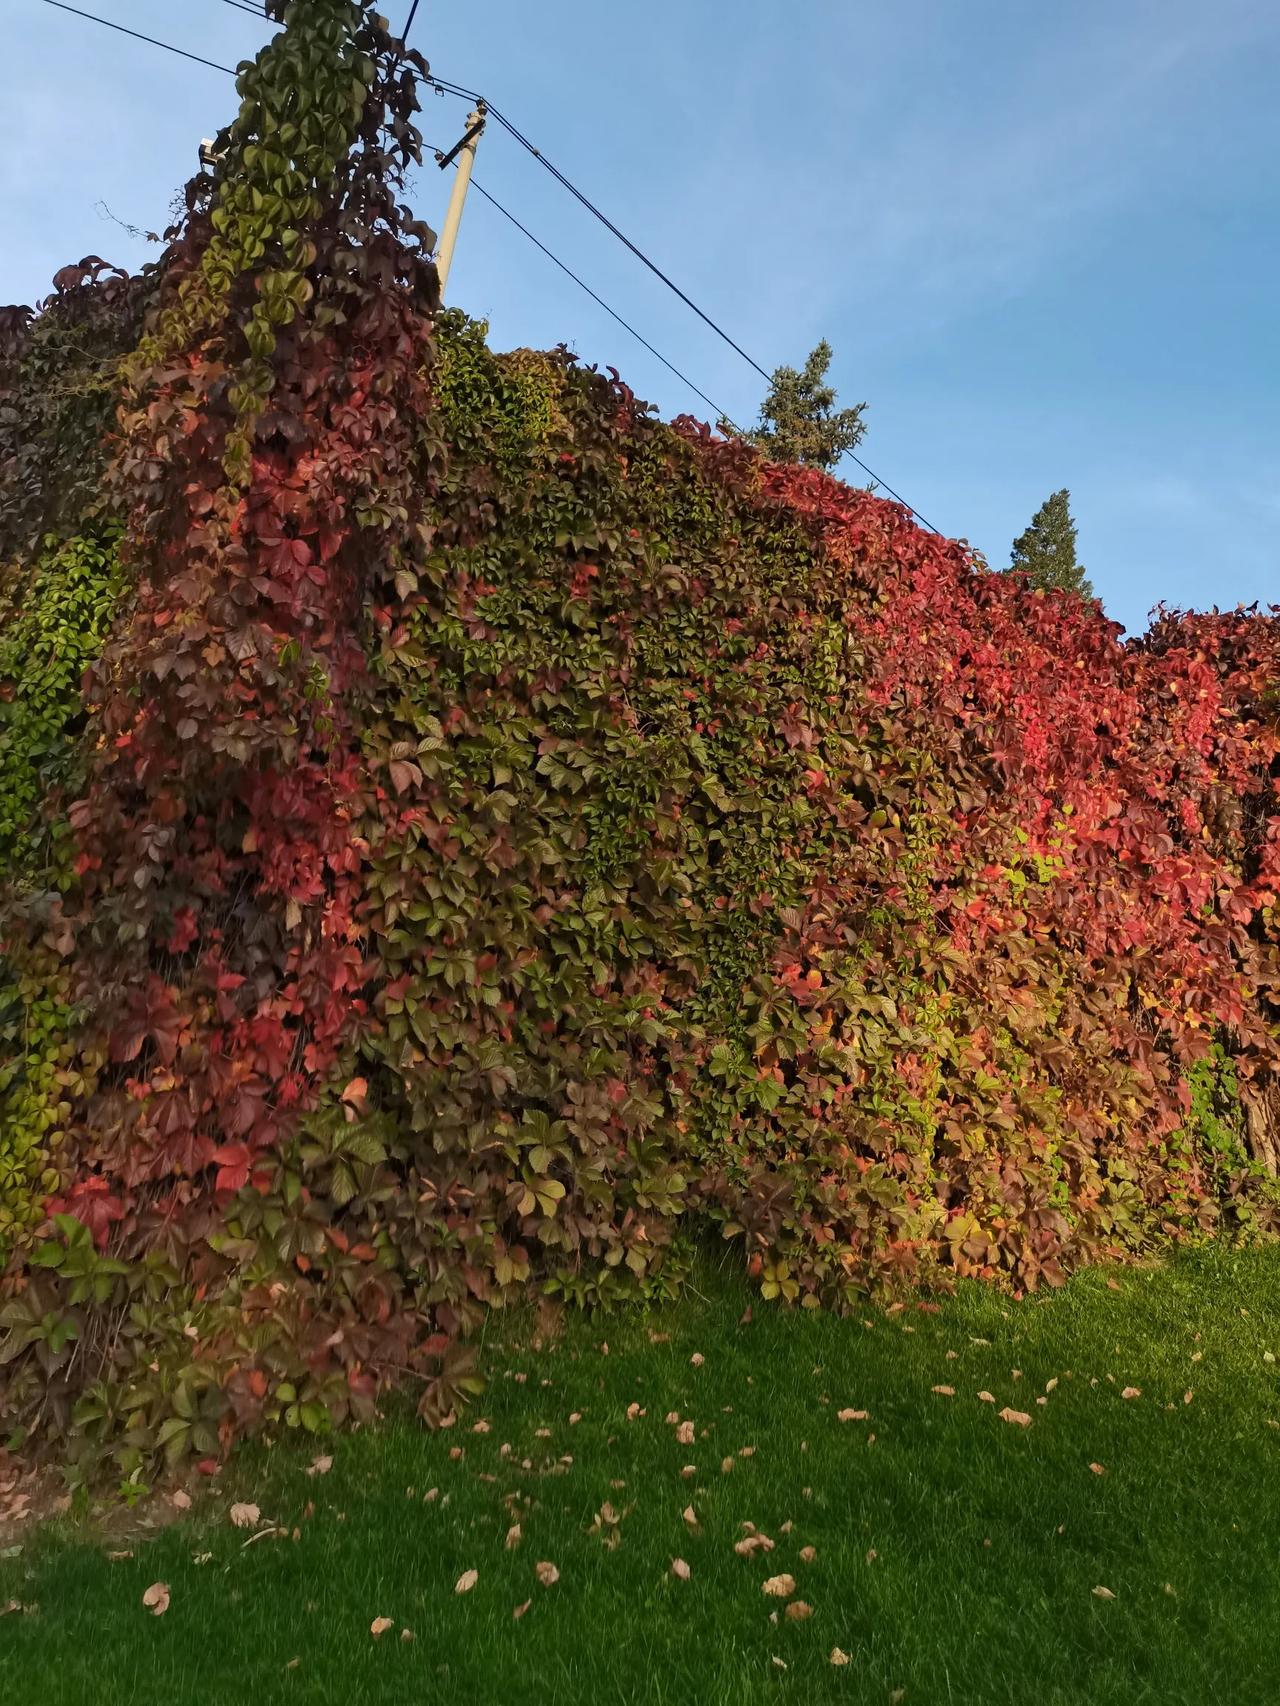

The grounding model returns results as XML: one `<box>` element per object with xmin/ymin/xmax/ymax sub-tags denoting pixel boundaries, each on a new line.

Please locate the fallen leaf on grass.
<box><xmin>1045</xmin><ymin>1377</ymin><xmax>1058</xmax><ymax>1394</ymax></box>
<box><xmin>670</xmin><ymin>1558</ymin><xmax>691</xmax><ymax>1580</ymax></box>
<box><xmin>683</xmin><ymin>1505</ymin><xmax>699</xmax><ymax>1528</ymax></box>
<box><xmin>1092</xmin><ymin>1585</ymin><xmax>1115</xmax><ymax>1600</ymax></box>
<box><xmin>837</xmin><ymin>1408</ymin><xmax>869</xmax><ymax>1422</ymax></box>
<box><xmin>142</xmin><ymin>1583</ymin><xmax>170</xmax><ymax>1617</ymax></box>
<box><xmin>229</xmin><ymin>1502</ymin><xmax>260</xmax><ymax>1529</ymax></box>
<box><xmin>785</xmin><ymin>1600</ymin><xmax>813</xmax><ymax>1621</ymax></box>
<box><xmin>370</xmin><ymin>1617</ymin><xmax>393</xmax><ymax>1638</ymax></box>
<box><xmin>772</xmin><ymin>1657</ymin><xmax>787</xmax><ymax>1670</ymax></box>
<box><xmin>799</xmin><ymin>1545</ymin><xmax>816</xmax><ymax>1563</ymax></box>
<box><xmin>762</xmin><ymin>1574</ymin><xmax>796</xmax><ymax>1598</ymax></box>
<box><xmin>625</xmin><ymin>1403</ymin><xmax>645</xmax><ymax>1421</ymax></box>
<box><xmin>932</xmin><ymin>1385</ymin><xmax>955</xmax><ymax>1397</ymax></box>
<box><xmin>1089</xmin><ymin>1462</ymin><xmax>1106</xmax><ymax>1475</ymax></box>
<box><xmin>170</xmin><ymin>1490</ymin><xmax>192</xmax><ymax>1510</ymax></box>
<box><xmin>455</xmin><ymin>1569</ymin><xmax>478</xmax><ymax>1594</ymax></box>
<box><xmin>865</xmin><ymin>1548</ymin><xmax>878</xmax><ymax>1564</ymax></box>
<box><xmin>472</xmin><ymin>1419</ymin><xmax>491</xmax><ymax>1434</ymax></box>
<box><xmin>306</xmin><ymin>1455</ymin><xmax>333</xmax><ymax>1477</ymax></box>
<box><xmin>997</xmin><ymin>1408</ymin><xmax>1032</xmax><ymax>1427</ymax></box>
<box><xmin>690</xmin><ymin>1353</ymin><xmax>705</xmax><ymax>1367</ymax></box>
<box><xmin>681</xmin><ymin>1465</ymin><xmax>697</xmax><ymax>1479</ymax></box>
<box><xmin>721</xmin><ymin>1457</ymin><xmax>735</xmax><ymax>1474</ymax></box>
<box><xmin>400</xmin><ymin>1629</ymin><xmax>414</xmax><ymax>1643</ymax></box>
<box><xmin>977</xmin><ymin>1391</ymin><xmax>995</xmax><ymax>1403</ymax></box>
<box><xmin>505</xmin><ymin>1523</ymin><xmax>522</xmax><ymax>1550</ymax></box>
<box><xmin>734</xmin><ymin>1534</ymin><xmax>775</xmax><ymax>1557</ymax></box>
<box><xmin>569</xmin><ymin>1412</ymin><xmax>582</xmax><ymax>1425</ymax></box>
<box><xmin>513</xmin><ymin>1599</ymin><xmax>531</xmax><ymax>1620</ymax></box>
<box><xmin>107</xmin><ymin>1550</ymin><xmax>133</xmax><ymax>1562</ymax></box>
<box><xmin>676</xmin><ymin>1420</ymin><xmax>695</xmax><ymax>1445</ymax></box>
<box><xmin>1120</xmin><ymin>1387</ymin><xmax>1141</xmax><ymax>1400</ymax></box>
<box><xmin>534</xmin><ymin>1561</ymin><xmax>559</xmax><ymax>1588</ymax></box>
<box><xmin>830</xmin><ymin>1647</ymin><xmax>850</xmax><ymax>1666</ymax></box>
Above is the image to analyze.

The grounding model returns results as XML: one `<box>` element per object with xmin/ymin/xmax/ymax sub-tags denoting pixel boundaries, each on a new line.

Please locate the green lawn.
<box><xmin>5</xmin><ymin>1244</ymin><xmax>1280</xmax><ymax>1705</ymax></box>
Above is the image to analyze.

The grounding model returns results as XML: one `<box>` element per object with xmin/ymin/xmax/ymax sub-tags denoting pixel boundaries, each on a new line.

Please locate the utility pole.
<box><xmin>435</xmin><ymin>105</ymin><xmax>485</xmax><ymax>297</ymax></box>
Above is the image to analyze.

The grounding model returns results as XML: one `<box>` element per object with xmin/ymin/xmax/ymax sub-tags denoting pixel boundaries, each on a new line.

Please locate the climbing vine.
<box><xmin>0</xmin><ymin>0</ymin><xmax>1277</xmax><ymax>1483</ymax></box>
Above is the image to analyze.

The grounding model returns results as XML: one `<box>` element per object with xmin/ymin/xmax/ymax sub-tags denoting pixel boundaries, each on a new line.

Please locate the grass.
<box><xmin>5</xmin><ymin>1243</ymin><xmax>1280</xmax><ymax>1705</ymax></box>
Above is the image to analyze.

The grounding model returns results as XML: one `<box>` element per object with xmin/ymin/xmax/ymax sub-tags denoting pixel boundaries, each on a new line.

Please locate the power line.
<box><xmin>37</xmin><ymin>0</ymin><xmax>235</xmax><ymax>73</ymax></box>
<box><xmin>421</xmin><ymin>77</ymin><xmax>940</xmax><ymax>526</ymax></box>
<box><xmin>402</xmin><ymin>2</ymin><xmax>422</xmax><ymax>42</ymax></box>
<box><xmin>459</xmin><ymin>171</ymin><xmax>740</xmax><ymax>429</ymax></box>
<box><xmin>34</xmin><ymin>0</ymin><xmax>940</xmax><ymax>528</ymax></box>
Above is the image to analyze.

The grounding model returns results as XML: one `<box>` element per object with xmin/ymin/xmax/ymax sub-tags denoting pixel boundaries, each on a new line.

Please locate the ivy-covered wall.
<box><xmin>0</xmin><ymin>0</ymin><xmax>1277</xmax><ymax>1482</ymax></box>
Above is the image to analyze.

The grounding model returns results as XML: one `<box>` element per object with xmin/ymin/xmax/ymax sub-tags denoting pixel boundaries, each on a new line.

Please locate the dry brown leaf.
<box><xmin>665</xmin><ymin>1411</ymin><xmax>680</xmax><ymax>1425</ymax></box>
<box><xmin>997</xmin><ymin>1407</ymin><xmax>1032</xmax><ymax>1427</ymax></box>
<box><xmin>865</xmin><ymin>1548</ymin><xmax>878</xmax><ymax>1564</ymax></box>
<box><xmin>107</xmin><ymin>1550</ymin><xmax>133</xmax><ymax>1563</ymax></box>
<box><xmin>370</xmin><ymin>1617</ymin><xmax>393</xmax><ymax>1638</ymax></box>
<box><xmin>977</xmin><ymin>1391</ymin><xmax>995</xmax><ymax>1403</ymax></box>
<box><xmin>1183</xmin><ymin>1389</ymin><xmax>1193</xmax><ymax>1405</ymax></box>
<box><xmin>1092</xmin><ymin>1585</ymin><xmax>1115</xmax><ymax>1600</ymax></box>
<box><xmin>785</xmin><ymin>1600</ymin><xmax>813</xmax><ymax>1621</ymax></box>
<box><xmin>772</xmin><ymin>1657</ymin><xmax>787</xmax><ymax>1670</ymax></box>
<box><xmin>762</xmin><ymin>1573</ymin><xmax>796</xmax><ymax>1598</ymax></box>
<box><xmin>306</xmin><ymin>1455</ymin><xmax>333</xmax><ymax>1477</ymax></box>
<box><xmin>1120</xmin><ymin>1387</ymin><xmax>1141</xmax><ymax>1400</ymax></box>
<box><xmin>690</xmin><ymin>1353</ymin><xmax>705</xmax><ymax>1367</ymax></box>
<box><xmin>228</xmin><ymin>1501</ymin><xmax>260</xmax><ymax>1529</ymax></box>
<box><xmin>455</xmin><ymin>1569</ymin><xmax>479</xmax><ymax>1594</ymax></box>
<box><xmin>837</xmin><ymin>1408</ymin><xmax>869</xmax><ymax>1422</ymax></box>
<box><xmin>670</xmin><ymin>1558</ymin><xmax>691</xmax><ymax>1580</ymax></box>
<box><xmin>505</xmin><ymin>1523</ymin><xmax>522</xmax><ymax>1550</ymax></box>
<box><xmin>932</xmin><ymin>1385</ymin><xmax>955</xmax><ymax>1397</ymax></box>
<box><xmin>534</xmin><ymin>1561</ymin><xmax>559</xmax><ymax>1588</ymax></box>
<box><xmin>799</xmin><ymin>1545</ymin><xmax>816</xmax><ymax>1563</ymax></box>
<box><xmin>1089</xmin><ymin>1462</ymin><xmax>1106</xmax><ymax>1475</ymax></box>
<box><xmin>512</xmin><ymin>1599</ymin><xmax>532</xmax><ymax>1620</ymax></box>
<box><xmin>625</xmin><ymin>1402</ymin><xmax>644</xmax><ymax>1421</ymax></box>
<box><xmin>734</xmin><ymin>1534</ymin><xmax>775</xmax><ymax>1557</ymax></box>
<box><xmin>830</xmin><ymin>1647</ymin><xmax>850</xmax><ymax>1667</ymax></box>
<box><xmin>1045</xmin><ymin>1377</ymin><xmax>1059</xmax><ymax>1394</ymax></box>
<box><xmin>1106</xmin><ymin>1278</ymin><xmax>1121</xmax><ymax>1291</ymax></box>
<box><xmin>170</xmin><ymin>1490</ymin><xmax>192</xmax><ymax>1510</ymax></box>
<box><xmin>569</xmin><ymin>1412</ymin><xmax>582</xmax><ymax>1425</ymax></box>
<box><xmin>472</xmin><ymin>1419</ymin><xmax>491</xmax><ymax>1434</ymax></box>
<box><xmin>676</xmin><ymin>1420</ymin><xmax>695</xmax><ymax>1445</ymax></box>
<box><xmin>682</xmin><ymin>1505</ymin><xmax>699</xmax><ymax>1528</ymax></box>
<box><xmin>739</xmin><ymin>1445</ymin><xmax>755</xmax><ymax>1458</ymax></box>
<box><xmin>681</xmin><ymin>1465</ymin><xmax>697</xmax><ymax>1479</ymax></box>
<box><xmin>142</xmin><ymin>1582</ymin><xmax>170</xmax><ymax>1617</ymax></box>
<box><xmin>400</xmin><ymin>1629</ymin><xmax>414</xmax><ymax>1643</ymax></box>
<box><xmin>720</xmin><ymin>1457</ymin><xmax>734</xmax><ymax>1474</ymax></box>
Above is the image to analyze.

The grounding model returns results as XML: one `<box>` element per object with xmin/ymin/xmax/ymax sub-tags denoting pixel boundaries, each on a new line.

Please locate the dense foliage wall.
<box><xmin>1</xmin><ymin>0</ymin><xmax>1277</xmax><ymax>1477</ymax></box>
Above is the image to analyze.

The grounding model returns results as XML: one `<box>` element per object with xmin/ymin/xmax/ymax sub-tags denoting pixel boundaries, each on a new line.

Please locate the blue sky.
<box><xmin>4</xmin><ymin>0</ymin><xmax>1277</xmax><ymax>633</ymax></box>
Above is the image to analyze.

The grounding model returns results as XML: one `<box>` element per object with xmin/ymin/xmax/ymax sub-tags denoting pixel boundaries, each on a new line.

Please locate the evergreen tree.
<box><xmin>725</xmin><ymin>341</ymin><xmax>867</xmax><ymax>472</ymax></box>
<box><xmin>1009</xmin><ymin>489</ymin><xmax>1093</xmax><ymax>597</ymax></box>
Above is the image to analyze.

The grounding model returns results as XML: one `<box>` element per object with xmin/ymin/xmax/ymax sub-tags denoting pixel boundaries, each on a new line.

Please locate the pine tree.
<box><xmin>1008</xmin><ymin>489</ymin><xmax>1093</xmax><ymax>597</ymax></box>
<box><xmin>725</xmin><ymin>341</ymin><xmax>867</xmax><ymax>472</ymax></box>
